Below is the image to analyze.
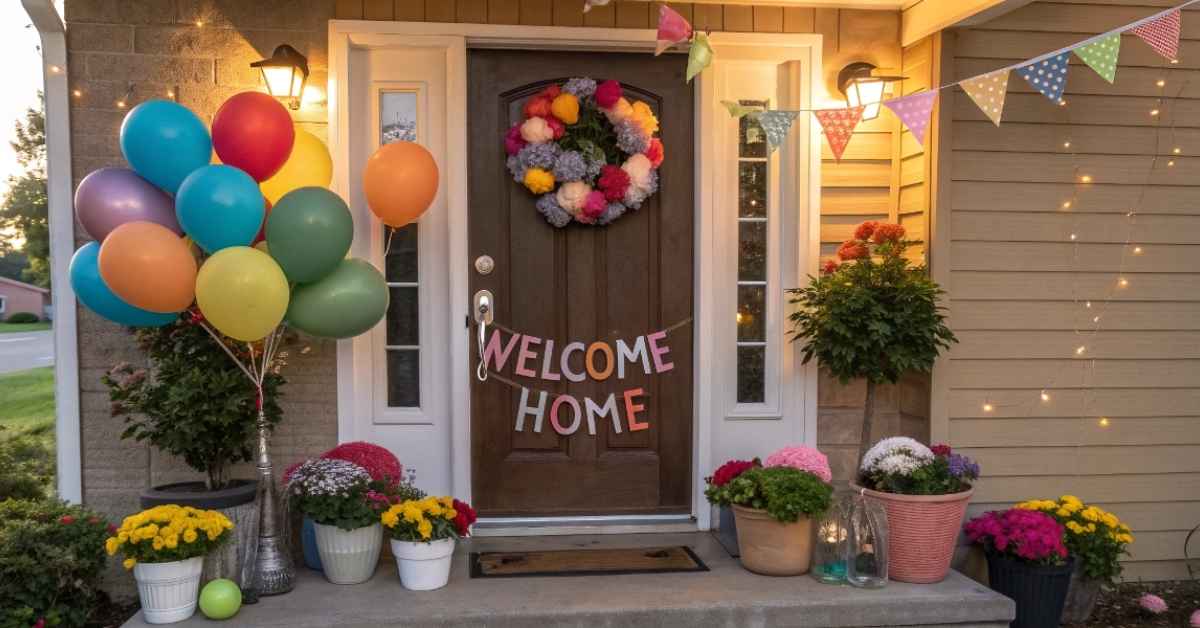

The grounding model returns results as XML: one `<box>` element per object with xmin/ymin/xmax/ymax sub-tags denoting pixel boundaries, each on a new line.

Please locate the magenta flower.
<box><xmin>1139</xmin><ymin>593</ymin><xmax>1168</xmax><ymax>615</ymax></box>
<box><xmin>965</xmin><ymin>509</ymin><xmax>1067</xmax><ymax>564</ymax></box>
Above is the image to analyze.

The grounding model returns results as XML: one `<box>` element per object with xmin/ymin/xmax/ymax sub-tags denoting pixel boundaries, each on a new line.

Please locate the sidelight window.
<box><xmin>380</xmin><ymin>91</ymin><xmax>420</xmax><ymax>408</ymax></box>
<box><xmin>735</xmin><ymin>100</ymin><xmax>769</xmax><ymax>404</ymax></box>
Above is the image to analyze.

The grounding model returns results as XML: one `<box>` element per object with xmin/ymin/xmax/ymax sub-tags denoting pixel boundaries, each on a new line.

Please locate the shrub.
<box><xmin>5</xmin><ymin>311</ymin><xmax>40</xmax><ymax>323</ymax></box>
<box><xmin>0</xmin><ymin>499</ymin><xmax>113</xmax><ymax>628</ymax></box>
<box><xmin>103</xmin><ymin>319</ymin><xmax>285</xmax><ymax>490</ymax></box>
<box><xmin>0</xmin><ymin>430</ymin><xmax>55</xmax><ymax>500</ymax></box>
<box><xmin>726</xmin><ymin>466</ymin><xmax>833</xmax><ymax>523</ymax></box>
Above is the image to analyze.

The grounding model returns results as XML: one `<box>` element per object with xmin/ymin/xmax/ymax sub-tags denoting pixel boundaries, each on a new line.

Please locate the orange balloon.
<box><xmin>99</xmin><ymin>221</ymin><xmax>198</xmax><ymax>313</ymax></box>
<box><xmin>362</xmin><ymin>141</ymin><xmax>439</xmax><ymax>227</ymax></box>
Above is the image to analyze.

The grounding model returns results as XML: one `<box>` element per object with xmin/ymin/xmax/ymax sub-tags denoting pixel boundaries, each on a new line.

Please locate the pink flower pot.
<box><xmin>853</xmin><ymin>484</ymin><xmax>973</xmax><ymax>584</ymax></box>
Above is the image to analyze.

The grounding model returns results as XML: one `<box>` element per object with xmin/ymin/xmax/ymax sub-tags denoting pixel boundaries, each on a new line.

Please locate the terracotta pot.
<box><xmin>853</xmin><ymin>484</ymin><xmax>972</xmax><ymax>584</ymax></box>
<box><xmin>1060</xmin><ymin>562</ymin><xmax>1103</xmax><ymax>624</ymax></box>
<box><xmin>731</xmin><ymin>504</ymin><xmax>813</xmax><ymax>576</ymax></box>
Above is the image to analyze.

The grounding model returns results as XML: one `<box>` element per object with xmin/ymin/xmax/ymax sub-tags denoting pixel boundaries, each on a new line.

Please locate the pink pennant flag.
<box><xmin>883</xmin><ymin>90</ymin><xmax>938</xmax><ymax>146</ymax></box>
<box><xmin>655</xmin><ymin>4</ymin><xmax>693</xmax><ymax>56</ymax></box>
<box><xmin>1130</xmin><ymin>9</ymin><xmax>1181</xmax><ymax>61</ymax></box>
<box><xmin>813</xmin><ymin>105</ymin><xmax>867</xmax><ymax>161</ymax></box>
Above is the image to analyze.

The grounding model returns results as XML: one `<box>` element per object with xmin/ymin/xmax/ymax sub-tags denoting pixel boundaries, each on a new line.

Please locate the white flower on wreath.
<box><xmin>621</xmin><ymin>154</ymin><xmax>654</xmax><ymax>204</ymax></box>
<box><xmin>860</xmin><ymin>436</ymin><xmax>933</xmax><ymax>474</ymax></box>
<box><xmin>520</xmin><ymin>117</ymin><xmax>555</xmax><ymax>144</ymax></box>
<box><xmin>556</xmin><ymin>181</ymin><xmax>592</xmax><ymax>215</ymax></box>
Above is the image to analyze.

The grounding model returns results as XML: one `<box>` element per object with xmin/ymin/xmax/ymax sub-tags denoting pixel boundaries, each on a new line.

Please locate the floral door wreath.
<box><xmin>505</xmin><ymin>78</ymin><xmax>664</xmax><ymax>227</ymax></box>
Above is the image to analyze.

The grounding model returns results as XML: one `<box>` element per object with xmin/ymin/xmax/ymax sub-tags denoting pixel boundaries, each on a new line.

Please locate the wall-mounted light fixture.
<box><xmin>251</xmin><ymin>44</ymin><xmax>309</xmax><ymax>110</ymax></box>
<box><xmin>837</xmin><ymin>62</ymin><xmax>904</xmax><ymax>121</ymax></box>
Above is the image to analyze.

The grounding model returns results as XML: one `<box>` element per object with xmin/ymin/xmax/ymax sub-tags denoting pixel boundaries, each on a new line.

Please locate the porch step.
<box><xmin>122</xmin><ymin>532</ymin><xmax>1014</xmax><ymax>628</ymax></box>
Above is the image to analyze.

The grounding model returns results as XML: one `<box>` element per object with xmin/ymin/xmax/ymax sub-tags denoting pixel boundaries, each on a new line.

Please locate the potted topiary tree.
<box><xmin>787</xmin><ymin>221</ymin><xmax>956</xmax><ymax>464</ymax></box>
<box><xmin>103</xmin><ymin>318</ymin><xmax>285</xmax><ymax>587</ymax></box>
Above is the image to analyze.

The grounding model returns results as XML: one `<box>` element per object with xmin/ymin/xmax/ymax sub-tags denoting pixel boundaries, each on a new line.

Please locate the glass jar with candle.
<box><xmin>810</xmin><ymin>494</ymin><xmax>851</xmax><ymax>584</ymax></box>
<box><xmin>846</xmin><ymin>490</ymin><xmax>889</xmax><ymax>588</ymax></box>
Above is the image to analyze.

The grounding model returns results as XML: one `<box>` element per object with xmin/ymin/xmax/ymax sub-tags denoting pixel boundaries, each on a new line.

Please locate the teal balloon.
<box><xmin>176</xmin><ymin>165</ymin><xmax>265</xmax><ymax>253</ymax></box>
<box><xmin>266</xmin><ymin>187</ymin><xmax>353</xmax><ymax>283</ymax></box>
<box><xmin>69</xmin><ymin>242</ymin><xmax>178</xmax><ymax>327</ymax></box>
<box><xmin>119</xmin><ymin>100</ymin><xmax>211</xmax><ymax>196</ymax></box>
<box><xmin>198</xmin><ymin>579</ymin><xmax>241</xmax><ymax>620</ymax></box>
<box><xmin>286</xmin><ymin>258</ymin><xmax>389</xmax><ymax>339</ymax></box>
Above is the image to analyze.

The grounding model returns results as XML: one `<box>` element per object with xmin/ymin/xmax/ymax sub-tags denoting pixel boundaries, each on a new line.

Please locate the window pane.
<box><xmin>738</xmin><ymin>100</ymin><xmax>768</xmax><ymax>158</ymax></box>
<box><xmin>385</xmin><ymin>223</ymin><xmax>418</xmax><ymax>282</ymax></box>
<box><xmin>737</xmin><ymin>346</ymin><xmax>765</xmax><ymax>404</ymax></box>
<box><xmin>738</xmin><ymin>221</ymin><xmax>766</xmax><ymax>282</ymax></box>
<box><xmin>386</xmin><ymin>287</ymin><xmax>419</xmax><ymax>346</ymax></box>
<box><xmin>386</xmin><ymin>350</ymin><xmax>420</xmax><ymax>407</ymax></box>
<box><xmin>380</xmin><ymin>92</ymin><xmax>417</xmax><ymax>145</ymax></box>
<box><xmin>737</xmin><ymin>285</ymin><xmax>765</xmax><ymax>342</ymax></box>
<box><xmin>738</xmin><ymin>162</ymin><xmax>767</xmax><ymax>218</ymax></box>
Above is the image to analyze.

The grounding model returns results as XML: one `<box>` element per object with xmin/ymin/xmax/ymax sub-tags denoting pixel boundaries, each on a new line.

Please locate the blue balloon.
<box><xmin>120</xmin><ymin>100</ymin><xmax>211</xmax><ymax>196</ymax></box>
<box><xmin>175</xmin><ymin>165</ymin><xmax>266</xmax><ymax>253</ymax></box>
<box><xmin>69</xmin><ymin>242</ymin><xmax>178</xmax><ymax>327</ymax></box>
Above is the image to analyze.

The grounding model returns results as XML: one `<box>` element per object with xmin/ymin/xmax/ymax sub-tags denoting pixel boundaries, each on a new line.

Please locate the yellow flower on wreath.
<box><xmin>629</xmin><ymin>100</ymin><xmax>659</xmax><ymax>135</ymax></box>
<box><xmin>523</xmin><ymin>168</ymin><xmax>555</xmax><ymax>194</ymax></box>
<box><xmin>551</xmin><ymin>93</ymin><xmax>580</xmax><ymax>125</ymax></box>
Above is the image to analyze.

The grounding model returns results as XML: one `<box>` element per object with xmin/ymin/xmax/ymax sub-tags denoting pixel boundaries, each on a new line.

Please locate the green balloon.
<box><xmin>198</xmin><ymin>579</ymin><xmax>241</xmax><ymax>620</ymax></box>
<box><xmin>266</xmin><ymin>186</ymin><xmax>354</xmax><ymax>283</ymax></box>
<box><xmin>286</xmin><ymin>258</ymin><xmax>389</xmax><ymax>339</ymax></box>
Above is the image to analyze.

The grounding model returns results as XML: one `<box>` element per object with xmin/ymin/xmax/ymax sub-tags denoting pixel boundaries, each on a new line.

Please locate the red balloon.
<box><xmin>253</xmin><ymin>199</ymin><xmax>273</xmax><ymax>245</ymax></box>
<box><xmin>212</xmin><ymin>92</ymin><xmax>295</xmax><ymax>182</ymax></box>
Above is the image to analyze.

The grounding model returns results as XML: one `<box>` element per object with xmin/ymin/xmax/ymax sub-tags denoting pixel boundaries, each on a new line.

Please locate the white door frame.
<box><xmin>329</xmin><ymin>21</ymin><xmax>821</xmax><ymax>531</ymax></box>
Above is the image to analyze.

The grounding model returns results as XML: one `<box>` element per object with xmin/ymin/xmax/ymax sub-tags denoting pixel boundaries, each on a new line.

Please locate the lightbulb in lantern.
<box><xmin>836</xmin><ymin>62</ymin><xmax>904</xmax><ymax>121</ymax></box>
<box><xmin>116</xmin><ymin>100</ymin><xmax>126</xmax><ymax>109</ymax></box>
<box><xmin>251</xmin><ymin>44</ymin><xmax>310</xmax><ymax>110</ymax></box>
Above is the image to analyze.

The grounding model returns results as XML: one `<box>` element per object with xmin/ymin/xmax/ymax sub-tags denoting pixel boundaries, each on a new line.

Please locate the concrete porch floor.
<box><xmin>123</xmin><ymin>532</ymin><xmax>1014</xmax><ymax>628</ymax></box>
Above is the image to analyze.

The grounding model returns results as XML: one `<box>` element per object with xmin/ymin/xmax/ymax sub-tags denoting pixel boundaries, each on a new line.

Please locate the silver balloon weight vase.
<box><xmin>247</xmin><ymin>409</ymin><xmax>294</xmax><ymax>597</ymax></box>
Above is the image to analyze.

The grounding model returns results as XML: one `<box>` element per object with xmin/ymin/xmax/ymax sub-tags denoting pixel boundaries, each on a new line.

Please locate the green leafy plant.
<box><xmin>0</xmin><ymin>499</ymin><xmax>112</xmax><ymax>628</ymax></box>
<box><xmin>286</xmin><ymin>458</ymin><xmax>409</xmax><ymax>531</ymax></box>
<box><xmin>0</xmin><ymin>429</ymin><xmax>54</xmax><ymax>500</ymax></box>
<box><xmin>726</xmin><ymin>466</ymin><xmax>833</xmax><ymax>523</ymax></box>
<box><xmin>788</xmin><ymin>222</ymin><xmax>956</xmax><ymax>461</ymax></box>
<box><xmin>5</xmin><ymin>311</ymin><xmax>39</xmax><ymax>324</ymax></box>
<box><xmin>103</xmin><ymin>319</ymin><xmax>285</xmax><ymax>490</ymax></box>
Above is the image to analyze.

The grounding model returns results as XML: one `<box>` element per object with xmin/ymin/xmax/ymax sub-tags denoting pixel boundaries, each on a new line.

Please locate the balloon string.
<box><xmin>384</xmin><ymin>227</ymin><xmax>396</xmax><ymax>256</ymax></box>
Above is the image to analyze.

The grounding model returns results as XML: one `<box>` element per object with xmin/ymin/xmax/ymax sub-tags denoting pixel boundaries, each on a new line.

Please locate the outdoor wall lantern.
<box><xmin>837</xmin><ymin>62</ymin><xmax>904</xmax><ymax>121</ymax></box>
<box><xmin>252</xmin><ymin>44</ymin><xmax>309</xmax><ymax>110</ymax></box>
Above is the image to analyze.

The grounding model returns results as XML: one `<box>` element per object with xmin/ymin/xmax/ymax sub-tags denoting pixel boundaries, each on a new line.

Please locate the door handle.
<box><xmin>474</xmin><ymin>290</ymin><xmax>494</xmax><ymax>382</ymax></box>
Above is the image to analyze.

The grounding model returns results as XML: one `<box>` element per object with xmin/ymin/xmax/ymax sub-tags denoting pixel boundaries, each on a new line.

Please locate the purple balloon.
<box><xmin>74</xmin><ymin>167</ymin><xmax>182</xmax><ymax>241</ymax></box>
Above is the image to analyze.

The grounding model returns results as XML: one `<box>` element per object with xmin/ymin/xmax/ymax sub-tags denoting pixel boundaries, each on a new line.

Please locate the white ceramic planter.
<box><xmin>391</xmin><ymin>537</ymin><xmax>455</xmax><ymax>591</ymax></box>
<box><xmin>313</xmin><ymin>521</ymin><xmax>383</xmax><ymax>585</ymax></box>
<box><xmin>133</xmin><ymin>556</ymin><xmax>203</xmax><ymax>624</ymax></box>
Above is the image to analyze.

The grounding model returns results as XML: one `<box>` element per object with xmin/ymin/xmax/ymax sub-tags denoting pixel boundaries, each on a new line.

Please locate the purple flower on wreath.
<box><xmin>519</xmin><ymin>142</ymin><xmax>561</xmax><ymax>170</ymax></box>
<box><xmin>596</xmin><ymin>202</ymin><xmax>627</xmax><ymax>225</ymax></box>
<box><xmin>947</xmin><ymin>453</ymin><xmax>981</xmax><ymax>480</ymax></box>
<box><xmin>615</xmin><ymin>119</ymin><xmax>650</xmax><ymax>155</ymax></box>
<box><xmin>584</xmin><ymin>154</ymin><xmax>605</xmax><ymax>180</ymax></box>
<box><xmin>553</xmin><ymin>150</ymin><xmax>589</xmax><ymax>182</ymax></box>
<box><xmin>562</xmin><ymin>77</ymin><xmax>597</xmax><ymax>99</ymax></box>
<box><xmin>536</xmin><ymin>193</ymin><xmax>573</xmax><ymax>228</ymax></box>
<box><xmin>623</xmin><ymin>169</ymin><xmax>658</xmax><ymax>210</ymax></box>
<box><xmin>505</xmin><ymin>155</ymin><xmax>526</xmax><ymax>183</ymax></box>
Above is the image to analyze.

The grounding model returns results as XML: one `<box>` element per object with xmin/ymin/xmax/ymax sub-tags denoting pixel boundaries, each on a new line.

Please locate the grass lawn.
<box><xmin>0</xmin><ymin>321</ymin><xmax>51</xmax><ymax>333</ymax></box>
<box><xmin>0</xmin><ymin>367</ymin><xmax>55</xmax><ymax>439</ymax></box>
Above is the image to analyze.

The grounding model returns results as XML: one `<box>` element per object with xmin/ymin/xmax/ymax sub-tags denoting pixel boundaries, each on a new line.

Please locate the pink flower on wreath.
<box><xmin>595</xmin><ymin>79</ymin><xmax>623</xmax><ymax>109</ymax></box>
<box><xmin>523</xmin><ymin>96</ymin><xmax>553</xmax><ymax>120</ymax></box>
<box><xmin>322</xmin><ymin>441</ymin><xmax>403</xmax><ymax>485</ymax></box>
<box><xmin>504</xmin><ymin>124</ymin><xmax>526</xmax><ymax>156</ymax></box>
<box><xmin>765</xmin><ymin>445</ymin><xmax>832</xmax><ymax>483</ymax></box>
<box><xmin>582</xmin><ymin>191</ymin><xmax>607</xmax><ymax>221</ymax></box>
<box><xmin>644</xmin><ymin>138</ymin><xmax>664</xmax><ymax>168</ymax></box>
<box><xmin>598</xmin><ymin>165</ymin><xmax>631</xmax><ymax>202</ymax></box>
<box><xmin>872</xmin><ymin>223</ymin><xmax>906</xmax><ymax>244</ymax></box>
<box><xmin>821</xmin><ymin>259</ymin><xmax>840</xmax><ymax>275</ymax></box>
<box><xmin>853</xmin><ymin>220</ymin><xmax>878</xmax><ymax>241</ymax></box>
<box><xmin>836</xmin><ymin>240</ymin><xmax>869</xmax><ymax>261</ymax></box>
<box><xmin>1139</xmin><ymin>593</ymin><xmax>1168</xmax><ymax>615</ymax></box>
<box><xmin>546</xmin><ymin>116</ymin><xmax>566</xmax><ymax>140</ymax></box>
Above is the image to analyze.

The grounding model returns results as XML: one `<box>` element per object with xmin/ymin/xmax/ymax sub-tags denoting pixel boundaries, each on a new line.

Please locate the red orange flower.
<box><xmin>644</xmin><ymin>138</ymin><xmax>664</xmax><ymax>168</ymax></box>
<box><xmin>821</xmin><ymin>259</ymin><xmax>840</xmax><ymax>274</ymax></box>
<box><xmin>853</xmin><ymin>221</ymin><xmax>878</xmax><ymax>241</ymax></box>
<box><xmin>872</xmin><ymin>223</ymin><xmax>906</xmax><ymax>244</ymax></box>
<box><xmin>836</xmin><ymin>240</ymin><xmax>869</xmax><ymax>261</ymax></box>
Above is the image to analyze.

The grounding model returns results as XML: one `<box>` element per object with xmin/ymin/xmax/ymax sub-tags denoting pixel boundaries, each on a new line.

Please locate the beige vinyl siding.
<box><xmin>937</xmin><ymin>1</ymin><xmax>1200</xmax><ymax>581</ymax></box>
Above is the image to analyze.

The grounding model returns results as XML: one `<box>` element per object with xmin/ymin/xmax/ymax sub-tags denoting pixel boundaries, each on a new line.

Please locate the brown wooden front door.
<box><xmin>467</xmin><ymin>49</ymin><xmax>694</xmax><ymax>518</ymax></box>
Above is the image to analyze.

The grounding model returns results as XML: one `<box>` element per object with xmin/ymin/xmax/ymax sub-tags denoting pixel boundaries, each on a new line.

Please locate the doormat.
<box><xmin>469</xmin><ymin>546</ymin><xmax>709</xmax><ymax>578</ymax></box>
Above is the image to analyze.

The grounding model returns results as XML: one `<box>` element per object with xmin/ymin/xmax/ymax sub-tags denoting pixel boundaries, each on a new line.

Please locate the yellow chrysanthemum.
<box><xmin>630</xmin><ymin>100</ymin><xmax>659</xmax><ymax>135</ymax></box>
<box><xmin>164</xmin><ymin>534</ymin><xmax>178</xmax><ymax>550</ymax></box>
<box><xmin>123</xmin><ymin>558</ymin><xmax>137</xmax><ymax>570</ymax></box>
<box><xmin>1056</xmin><ymin>507</ymin><xmax>1072</xmax><ymax>518</ymax></box>
<box><xmin>152</xmin><ymin>536</ymin><xmax>165</xmax><ymax>551</ymax></box>
<box><xmin>445</xmin><ymin>508</ymin><xmax>458</xmax><ymax>521</ymax></box>
<box><xmin>106</xmin><ymin>537</ymin><xmax>120</xmax><ymax>556</ymax></box>
<box><xmin>418</xmin><ymin>519</ymin><xmax>433</xmax><ymax>539</ymax></box>
<box><xmin>550</xmin><ymin>93</ymin><xmax>580</xmax><ymax>125</ymax></box>
<box><xmin>183</xmin><ymin>529</ymin><xmax>198</xmax><ymax>544</ymax></box>
<box><xmin>523</xmin><ymin>168</ymin><xmax>555</xmax><ymax>194</ymax></box>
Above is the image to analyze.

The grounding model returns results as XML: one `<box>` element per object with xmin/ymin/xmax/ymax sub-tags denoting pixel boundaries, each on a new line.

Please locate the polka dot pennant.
<box><xmin>750</xmin><ymin>111</ymin><xmax>801</xmax><ymax>154</ymax></box>
<box><xmin>1017</xmin><ymin>53</ymin><xmax>1071</xmax><ymax>103</ymax></box>
<box><xmin>813</xmin><ymin>105</ymin><xmax>866</xmax><ymax>161</ymax></box>
<box><xmin>1131</xmin><ymin>9</ymin><xmax>1181</xmax><ymax>61</ymax></box>
<box><xmin>959</xmin><ymin>69</ymin><xmax>1010</xmax><ymax>126</ymax></box>
<box><xmin>1074</xmin><ymin>33</ymin><xmax>1121</xmax><ymax>84</ymax></box>
<box><xmin>882</xmin><ymin>90</ymin><xmax>938</xmax><ymax>146</ymax></box>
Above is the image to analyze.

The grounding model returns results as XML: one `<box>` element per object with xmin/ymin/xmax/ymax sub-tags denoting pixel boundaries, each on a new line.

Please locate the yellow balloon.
<box><xmin>259</xmin><ymin>129</ymin><xmax>332</xmax><ymax>204</ymax></box>
<box><xmin>195</xmin><ymin>247</ymin><xmax>289</xmax><ymax>341</ymax></box>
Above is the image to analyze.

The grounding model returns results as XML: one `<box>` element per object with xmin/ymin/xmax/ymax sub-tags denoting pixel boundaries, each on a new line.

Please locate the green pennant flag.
<box><xmin>686</xmin><ymin>32</ymin><xmax>713</xmax><ymax>83</ymax></box>
<box><xmin>1073</xmin><ymin>33</ymin><xmax>1121</xmax><ymax>83</ymax></box>
<box><xmin>721</xmin><ymin>100</ymin><xmax>758</xmax><ymax>119</ymax></box>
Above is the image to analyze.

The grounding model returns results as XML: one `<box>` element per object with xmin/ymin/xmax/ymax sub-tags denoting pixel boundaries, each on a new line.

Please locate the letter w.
<box><xmin>482</xmin><ymin>329</ymin><xmax>521</xmax><ymax>372</ymax></box>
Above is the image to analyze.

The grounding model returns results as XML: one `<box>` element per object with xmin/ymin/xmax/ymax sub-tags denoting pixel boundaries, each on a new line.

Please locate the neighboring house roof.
<box><xmin>0</xmin><ymin>276</ymin><xmax>51</xmax><ymax>294</ymax></box>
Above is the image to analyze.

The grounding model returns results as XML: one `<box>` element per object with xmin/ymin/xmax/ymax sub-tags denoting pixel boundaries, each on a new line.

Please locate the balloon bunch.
<box><xmin>69</xmin><ymin>92</ymin><xmax>435</xmax><ymax>387</ymax></box>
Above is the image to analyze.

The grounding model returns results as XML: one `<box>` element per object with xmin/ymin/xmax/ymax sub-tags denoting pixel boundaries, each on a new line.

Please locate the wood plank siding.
<box><xmin>938</xmin><ymin>1</ymin><xmax>1200</xmax><ymax>581</ymax></box>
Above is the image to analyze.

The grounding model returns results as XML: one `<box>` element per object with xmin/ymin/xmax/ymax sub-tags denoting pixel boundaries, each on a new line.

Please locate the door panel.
<box><xmin>467</xmin><ymin>49</ymin><xmax>694</xmax><ymax>517</ymax></box>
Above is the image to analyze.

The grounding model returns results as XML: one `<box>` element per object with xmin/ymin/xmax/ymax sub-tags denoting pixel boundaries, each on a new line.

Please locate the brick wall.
<box><xmin>65</xmin><ymin>0</ymin><xmax>928</xmax><ymax>524</ymax></box>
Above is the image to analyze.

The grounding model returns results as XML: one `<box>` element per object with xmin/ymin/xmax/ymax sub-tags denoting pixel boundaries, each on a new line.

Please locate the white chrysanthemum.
<box><xmin>520</xmin><ymin>117</ymin><xmax>555</xmax><ymax>144</ymax></box>
<box><xmin>556</xmin><ymin>181</ymin><xmax>592</xmax><ymax>214</ymax></box>
<box><xmin>875</xmin><ymin>453</ymin><xmax>925</xmax><ymax>476</ymax></box>
<box><xmin>860</xmin><ymin>436</ymin><xmax>933</xmax><ymax>473</ymax></box>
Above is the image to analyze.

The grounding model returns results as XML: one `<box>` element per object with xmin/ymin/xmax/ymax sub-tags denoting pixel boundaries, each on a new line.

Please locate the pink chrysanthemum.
<box><xmin>504</xmin><ymin>124</ymin><xmax>526</xmax><ymax>156</ymax></box>
<box><xmin>1189</xmin><ymin>608</ymin><xmax>1200</xmax><ymax>627</ymax></box>
<box><xmin>765</xmin><ymin>445</ymin><xmax>832</xmax><ymax>483</ymax></box>
<box><xmin>321</xmin><ymin>441</ymin><xmax>403</xmax><ymax>485</ymax></box>
<box><xmin>1139</xmin><ymin>593</ymin><xmax>1168</xmax><ymax>615</ymax></box>
<box><xmin>595</xmin><ymin>80</ymin><xmax>623</xmax><ymax>109</ymax></box>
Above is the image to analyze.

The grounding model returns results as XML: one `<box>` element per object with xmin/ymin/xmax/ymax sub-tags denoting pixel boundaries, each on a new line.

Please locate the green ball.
<box><xmin>198</xmin><ymin>579</ymin><xmax>242</xmax><ymax>620</ymax></box>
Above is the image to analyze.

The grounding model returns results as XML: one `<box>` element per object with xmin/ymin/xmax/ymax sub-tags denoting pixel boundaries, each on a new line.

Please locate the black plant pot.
<box><xmin>985</xmin><ymin>552</ymin><xmax>1074</xmax><ymax>628</ymax></box>
<box><xmin>139</xmin><ymin>479</ymin><xmax>257</xmax><ymax>509</ymax></box>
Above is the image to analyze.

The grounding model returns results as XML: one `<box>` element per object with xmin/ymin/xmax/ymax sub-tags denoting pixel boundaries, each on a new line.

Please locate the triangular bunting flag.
<box><xmin>721</xmin><ymin>100</ymin><xmax>759</xmax><ymax>119</ymax></box>
<box><xmin>655</xmin><ymin>4</ymin><xmax>693</xmax><ymax>56</ymax></box>
<box><xmin>883</xmin><ymin>90</ymin><xmax>938</xmax><ymax>146</ymax></box>
<box><xmin>749</xmin><ymin>111</ymin><xmax>800</xmax><ymax>154</ymax></box>
<box><xmin>1130</xmin><ymin>9</ymin><xmax>1181</xmax><ymax>61</ymax></box>
<box><xmin>686</xmin><ymin>32</ymin><xmax>713</xmax><ymax>83</ymax></box>
<box><xmin>813</xmin><ymin>106</ymin><xmax>866</xmax><ymax>161</ymax></box>
<box><xmin>1017</xmin><ymin>53</ymin><xmax>1070</xmax><ymax>102</ymax></box>
<box><xmin>959</xmin><ymin>69</ymin><xmax>1010</xmax><ymax>126</ymax></box>
<box><xmin>1074</xmin><ymin>33</ymin><xmax>1121</xmax><ymax>83</ymax></box>
<box><xmin>583</xmin><ymin>0</ymin><xmax>611</xmax><ymax>13</ymax></box>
